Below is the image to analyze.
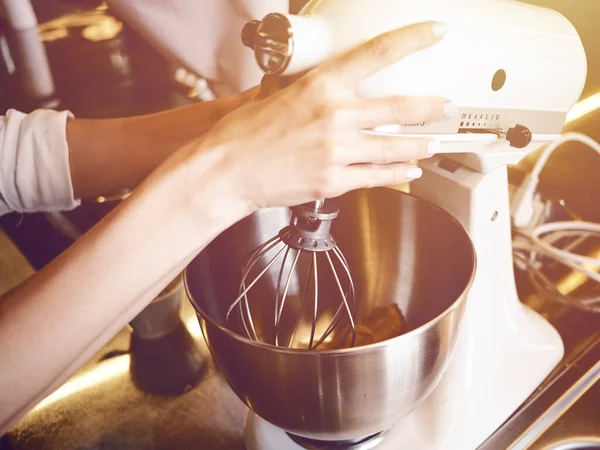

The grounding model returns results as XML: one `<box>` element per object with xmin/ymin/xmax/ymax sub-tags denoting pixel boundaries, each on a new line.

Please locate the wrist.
<box><xmin>156</xmin><ymin>140</ymin><xmax>254</xmax><ymax>245</ymax></box>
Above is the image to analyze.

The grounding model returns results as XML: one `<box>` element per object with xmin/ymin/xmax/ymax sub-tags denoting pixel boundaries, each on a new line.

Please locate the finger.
<box><xmin>335</xmin><ymin>136</ymin><xmax>437</xmax><ymax>165</ymax></box>
<box><xmin>354</xmin><ymin>96</ymin><xmax>457</xmax><ymax>129</ymax></box>
<box><xmin>339</xmin><ymin>163</ymin><xmax>423</xmax><ymax>193</ymax></box>
<box><xmin>315</xmin><ymin>21</ymin><xmax>448</xmax><ymax>86</ymax></box>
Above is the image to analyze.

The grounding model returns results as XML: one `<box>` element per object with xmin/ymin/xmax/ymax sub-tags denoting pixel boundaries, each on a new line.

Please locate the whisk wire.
<box><xmin>243</xmin><ymin>234</ymin><xmax>280</xmax><ymax>264</ymax></box>
<box><xmin>241</xmin><ymin>288</ymin><xmax>258</xmax><ymax>341</ymax></box>
<box><xmin>273</xmin><ymin>246</ymin><xmax>291</xmax><ymax>340</ymax></box>
<box><xmin>332</xmin><ymin>246</ymin><xmax>357</xmax><ymax>347</ymax></box>
<box><xmin>333</xmin><ymin>246</ymin><xmax>357</xmax><ymax>315</ymax></box>
<box><xmin>285</xmin><ymin>251</ymin><xmax>317</xmax><ymax>349</ymax></box>
<box><xmin>308</xmin><ymin>253</ymin><xmax>318</xmax><ymax>350</ymax></box>
<box><xmin>238</xmin><ymin>237</ymin><xmax>286</xmax><ymax>340</ymax></box>
<box><xmin>275</xmin><ymin>249</ymin><xmax>302</xmax><ymax>346</ymax></box>
<box><xmin>226</xmin><ymin>239</ymin><xmax>287</xmax><ymax>331</ymax></box>
<box><xmin>310</xmin><ymin>248</ymin><xmax>356</xmax><ymax>349</ymax></box>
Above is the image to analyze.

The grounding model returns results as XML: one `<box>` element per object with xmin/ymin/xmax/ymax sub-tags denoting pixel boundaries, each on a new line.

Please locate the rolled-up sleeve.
<box><xmin>0</xmin><ymin>109</ymin><xmax>81</xmax><ymax>216</ymax></box>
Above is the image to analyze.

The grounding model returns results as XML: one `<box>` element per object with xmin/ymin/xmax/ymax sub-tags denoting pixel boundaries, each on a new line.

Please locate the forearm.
<box><xmin>67</xmin><ymin>88</ymin><xmax>256</xmax><ymax>199</ymax></box>
<box><xmin>0</xmin><ymin>143</ymin><xmax>245</xmax><ymax>433</ymax></box>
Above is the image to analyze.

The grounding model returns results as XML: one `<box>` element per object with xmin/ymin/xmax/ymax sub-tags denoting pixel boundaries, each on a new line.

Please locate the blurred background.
<box><xmin>0</xmin><ymin>1</ymin><xmax>599</xmax><ymax>449</ymax></box>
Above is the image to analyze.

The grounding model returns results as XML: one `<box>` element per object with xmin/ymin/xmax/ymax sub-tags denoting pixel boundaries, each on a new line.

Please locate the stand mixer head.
<box><xmin>241</xmin><ymin>0</ymin><xmax>586</xmax><ymax>159</ymax></box>
<box><xmin>185</xmin><ymin>0</ymin><xmax>588</xmax><ymax>448</ymax></box>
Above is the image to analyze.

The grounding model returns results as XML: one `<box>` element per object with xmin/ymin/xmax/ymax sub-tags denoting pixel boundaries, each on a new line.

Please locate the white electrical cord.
<box><xmin>511</xmin><ymin>132</ymin><xmax>600</xmax><ymax>227</ymax></box>
<box><xmin>511</xmin><ymin>132</ymin><xmax>600</xmax><ymax>313</ymax></box>
<box><xmin>513</xmin><ymin>248</ymin><xmax>600</xmax><ymax>313</ymax></box>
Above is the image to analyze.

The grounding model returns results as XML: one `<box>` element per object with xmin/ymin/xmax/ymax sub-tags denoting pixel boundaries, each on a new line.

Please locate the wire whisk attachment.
<box><xmin>226</xmin><ymin>200</ymin><xmax>357</xmax><ymax>350</ymax></box>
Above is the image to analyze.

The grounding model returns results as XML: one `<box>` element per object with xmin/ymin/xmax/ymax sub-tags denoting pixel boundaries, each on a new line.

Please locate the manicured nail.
<box><xmin>406</xmin><ymin>167</ymin><xmax>423</xmax><ymax>181</ymax></box>
<box><xmin>444</xmin><ymin>102</ymin><xmax>459</xmax><ymax>118</ymax></box>
<box><xmin>432</xmin><ymin>22</ymin><xmax>449</xmax><ymax>38</ymax></box>
<box><xmin>428</xmin><ymin>140</ymin><xmax>441</xmax><ymax>155</ymax></box>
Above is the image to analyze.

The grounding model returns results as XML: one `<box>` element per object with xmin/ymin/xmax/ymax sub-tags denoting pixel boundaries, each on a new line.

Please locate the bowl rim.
<box><xmin>184</xmin><ymin>190</ymin><xmax>477</xmax><ymax>356</ymax></box>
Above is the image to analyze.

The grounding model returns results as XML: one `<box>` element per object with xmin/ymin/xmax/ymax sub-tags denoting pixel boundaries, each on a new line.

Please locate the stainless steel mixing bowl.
<box><xmin>184</xmin><ymin>187</ymin><xmax>476</xmax><ymax>441</ymax></box>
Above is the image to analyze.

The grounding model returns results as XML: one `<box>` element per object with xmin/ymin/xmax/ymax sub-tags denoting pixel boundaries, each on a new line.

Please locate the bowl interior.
<box><xmin>186</xmin><ymin>188</ymin><xmax>475</xmax><ymax>351</ymax></box>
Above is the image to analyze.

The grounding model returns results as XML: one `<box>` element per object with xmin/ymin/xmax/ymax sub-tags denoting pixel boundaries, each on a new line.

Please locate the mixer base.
<box><xmin>287</xmin><ymin>430</ymin><xmax>387</xmax><ymax>450</ymax></box>
<box><xmin>402</xmin><ymin>157</ymin><xmax>565</xmax><ymax>449</ymax></box>
<box><xmin>245</xmin><ymin>412</ymin><xmax>397</xmax><ymax>450</ymax></box>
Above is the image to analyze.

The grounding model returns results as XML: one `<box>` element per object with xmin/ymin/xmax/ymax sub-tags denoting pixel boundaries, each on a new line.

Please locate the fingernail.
<box><xmin>428</xmin><ymin>140</ymin><xmax>440</xmax><ymax>155</ymax></box>
<box><xmin>406</xmin><ymin>167</ymin><xmax>423</xmax><ymax>181</ymax></box>
<box><xmin>444</xmin><ymin>102</ymin><xmax>459</xmax><ymax>118</ymax></box>
<box><xmin>432</xmin><ymin>22</ymin><xmax>449</xmax><ymax>38</ymax></box>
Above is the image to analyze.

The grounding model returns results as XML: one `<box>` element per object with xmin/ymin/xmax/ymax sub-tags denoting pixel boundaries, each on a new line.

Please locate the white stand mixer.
<box><xmin>240</xmin><ymin>0</ymin><xmax>588</xmax><ymax>448</ymax></box>
<box><xmin>245</xmin><ymin>152</ymin><xmax>567</xmax><ymax>450</ymax></box>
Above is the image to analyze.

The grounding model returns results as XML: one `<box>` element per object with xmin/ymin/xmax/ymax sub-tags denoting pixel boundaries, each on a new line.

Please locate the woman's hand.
<box><xmin>190</xmin><ymin>21</ymin><xmax>456</xmax><ymax>214</ymax></box>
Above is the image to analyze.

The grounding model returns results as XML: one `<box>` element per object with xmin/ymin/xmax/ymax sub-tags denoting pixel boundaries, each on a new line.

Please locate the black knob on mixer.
<box><xmin>240</xmin><ymin>14</ymin><xmax>294</xmax><ymax>75</ymax></box>
<box><xmin>506</xmin><ymin>124</ymin><xmax>532</xmax><ymax>149</ymax></box>
<box><xmin>241</xmin><ymin>20</ymin><xmax>260</xmax><ymax>49</ymax></box>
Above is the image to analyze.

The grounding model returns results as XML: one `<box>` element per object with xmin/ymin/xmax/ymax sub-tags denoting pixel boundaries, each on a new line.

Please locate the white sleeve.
<box><xmin>0</xmin><ymin>109</ymin><xmax>81</xmax><ymax>216</ymax></box>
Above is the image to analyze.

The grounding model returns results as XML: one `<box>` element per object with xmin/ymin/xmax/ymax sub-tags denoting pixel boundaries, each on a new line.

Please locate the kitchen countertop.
<box><xmin>1</xmin><ymin>300</ymin><xmax>250</xmax><ymax>450</ymax></box>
